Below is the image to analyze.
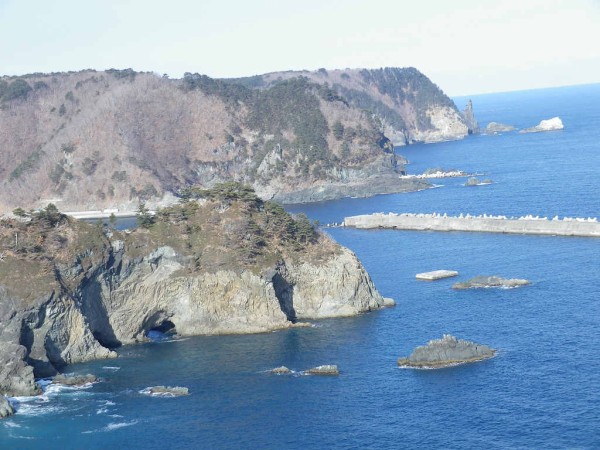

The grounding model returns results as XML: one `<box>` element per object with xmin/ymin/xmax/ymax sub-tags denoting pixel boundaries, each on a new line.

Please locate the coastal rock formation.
<box><xmin>305</xmin><ymin>365</ymin><xmax>340</xmax><ymax>376</ymax></box>
<box><xmin>242</xmin><ymin>67</ymin><xmax>474</xmax><ymax>147</ymax></box>
<box><xmin>143</xmin><ymin>386</ymin><xmax>190</xmax><ymax>396</ymax></box>
<box><xmin>452</xmin><ymin>276</ymin><xmax>530</xmax><ymax>289</ymax></box>
<box><xmin>461</xmin><ymin>100</ymin><xmax>480</xmax><ymax>134</ymax></box>
<box><xmin>0</xmin><ymin>187</ymin><xmax>388</xmax><ymax>396</ymax></box>
<box><xmin>52</xmin><ymin>374</ymin><xmax>98</xmax><ymax>386</ymax></box>
<box><xmin>397</xmin><ymin>334</ymin><xmax>496</xmax><ymax>368</ymax></box>
<box><xmin>0</xmin><ymin>395</ymin><xmax>14</xmax><ymax>418</ymax></box>
<box><xmin>270</xmin><ymin>366</ymin><xmax>292</xmax><ymax>375</ymax></box>
<box><xmin>485</xmin><ymin>122</ymin><xmax>516</xmax><ymax>134</ymax></box>
<box><xmin>0</xmin><ymin>66</ymin><xmax>467</xmax><ymax>212</ymax></box>
<box><xmin>519</xmin><ymin>117</ymin><xmax>564</xmax><ymax>133</ymax></box>
<box><xmin>465</xmin><ymin>177</ymin><xmax>492</xmax><ymax>186</ymax></box>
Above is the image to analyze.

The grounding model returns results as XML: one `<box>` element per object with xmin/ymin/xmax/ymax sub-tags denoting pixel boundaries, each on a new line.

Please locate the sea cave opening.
<box><xmin>147</xmin><ymin>320</ymin><xmax>177</xmax><ymax>341</ymax></box>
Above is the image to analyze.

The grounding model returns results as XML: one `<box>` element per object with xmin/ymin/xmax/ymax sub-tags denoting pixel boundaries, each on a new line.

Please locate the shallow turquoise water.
<box><xmin>2</xmin><ymin>84</ymin><xmax>600</xmax><ymax>449</ymax></box>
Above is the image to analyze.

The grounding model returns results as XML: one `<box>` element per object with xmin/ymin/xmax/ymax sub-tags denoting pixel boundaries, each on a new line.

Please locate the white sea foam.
<box><xmin>13</xmin><ymin>402</ymin><xmax>66</xmax><ymax>417</ymax></box>
<box><xmin>102</xmin><ymin>366</ymin><xmax>121</xmax><ymax>371</ymax></box>
<box><xmin>82</xmin><ymin>420</ymin><xmax>138</xmax><ymax>434</ymax></box>
<box><xmin>104</xmin><ymin>420</ymin><xmax>138</xmax><ymax>431</ymax></box>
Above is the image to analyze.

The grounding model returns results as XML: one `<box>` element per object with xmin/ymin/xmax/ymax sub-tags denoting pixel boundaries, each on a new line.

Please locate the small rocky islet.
<box><xmin>452</xmin><ymin>275</ymin><xmax>530</xmax><ymax>290</ymax></box>
<box><xmin>269</xmin><ymin>365</ymin><xmax>340</xmax><ymax>376</ymax></box>
<box><xmin>142</xmin><ymin>386</ymin><xmax>190</xmax><ymax>397</ymax></box>
<box><xmin>398</xmin><ymin>334</ymin><xmax>496</xmax><ymax>369</ymax></box>
<box><xmin>52</xmin><ymin>373</ymin><xmax>98</xmax><ymax>386</ymax></box>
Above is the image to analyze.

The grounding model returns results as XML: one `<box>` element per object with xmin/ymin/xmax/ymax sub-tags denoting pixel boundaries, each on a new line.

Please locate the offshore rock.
<box><xmin>485</xmin><ymin>122</ymin><xmax>516</xmax><ymax>134</ymax></box>
<box><xmin>144</xmin><ymin>386</ymin><xmax>190</xmax><ymax>397</ymax></box>
<box><xmin>397</xmin><ymin>335</ymin><xmax>496</xmax><ymax>368</ymax></box>
<box><xmin>52</xmin><ymin>374</ymin><xmax>98</xmax><ymax>386</ymax></box>
<box><xmin>461</xmin><ymin>100</ymin><xmax>480</xmax><ymax>134</ymax></box>
<box><xmin>270</xmin><ymin>366</ymin><xmax>292</xmax><ymax>375</ymax></box>
<box><xmin>452</xmin><ymin>276</ymin><xmax>530</xmax><ymax>290</ymax></box>
<box><xmin>0</xmin><ymin>395</ymin><xmax>14</xmax><ymax>419</ymax></box>
<box><xmin>305</xmin><ymin>365</ymin><xmax>340</xmax><ymax>376</ymax></box>
<box><xmin>519</xmin><ymin>117</ymin><xmax>564</xmax><ymax>133</ymax></box>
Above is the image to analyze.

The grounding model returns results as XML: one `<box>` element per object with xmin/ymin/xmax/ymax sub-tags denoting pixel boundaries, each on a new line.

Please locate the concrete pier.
<box><xmin>343</xmin><ymin>213</ymin><xmax>600</xmax><ymax>238</ymax></box>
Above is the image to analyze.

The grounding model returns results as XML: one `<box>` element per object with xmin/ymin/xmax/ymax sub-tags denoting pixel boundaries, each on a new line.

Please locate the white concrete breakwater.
<box><xmin>343</xmin><ymin>212</ymin><xmax>600</xmax><ymax>238</ymax></box>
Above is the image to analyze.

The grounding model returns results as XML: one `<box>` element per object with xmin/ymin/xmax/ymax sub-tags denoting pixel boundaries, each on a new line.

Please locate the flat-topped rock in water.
<box><xmin>52</xmin><ymin>374</ymin><xmax>98</xmax><ymax>386</ymax></box>
<box><xmin>270</xmin><ymin>366</ymin><xmax>292</xmax><ymax>375</ymax></box>
<box><xmin>144</xmin><ymin>386</ymin><xmax>190</xmax><ymax>397</ymax></box>
<box><xmin>397</xmin><ymin>334</ymin><xmax>496</xmax><ymax>368</ymax></box>
<box><xmin>485</xmin><ymin>122</ymin><xmax>516</xmax><ymax>134</ymax></box>
<box><xmin>416</xmin><ymin>270</ymin><xmax>459</xmax><ymax>281</ymax></box>
<box><xmin>520</xmin><ymin>117</ymin><xmax>564</xmax><ymax>133</ymax></box>
<box><xmin>465</xmin><ymin>177</ymin><xmax>492</xmax><ymax>187</ymax></box>
<box><xmin>0</xmin><ymin>395</ymin><xmax>14</xmax><ymax>419</ymax></box>
<box><xmin>452</xmin><ymin>276</ymin><xmax>530</xmax><ymax>290</ymax></box>
<box><xmin>305</xmin><ymin>365</ymin><xmax>340</xmax><ymax>376</ymax></box>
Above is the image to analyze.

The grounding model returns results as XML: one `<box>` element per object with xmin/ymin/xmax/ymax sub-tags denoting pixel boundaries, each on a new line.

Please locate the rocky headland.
<box><xmin>452</xmin><ymin>276</ymin><xmax>530</xmax><ymax>290</ymax></box>
<box><xmin>397</xmin><ymin>334</ymin><xmax>496</xmax><ymax>368</ymax></box>
<box><xmin>0</xmin><ymin>184</ymin><xmax>390</xmax><ymax>397</ymax></box>
<box><xmin>519</xmin><ymin>117</ymin><xmax>564</xmax><ymax>133</ymax></box>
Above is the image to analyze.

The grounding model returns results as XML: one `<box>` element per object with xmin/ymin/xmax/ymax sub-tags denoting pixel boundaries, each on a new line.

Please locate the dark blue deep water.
<box><xmin>3</xmin><ymin>84</ymin><xmax>600</xmax><ymax>449</ymax></box>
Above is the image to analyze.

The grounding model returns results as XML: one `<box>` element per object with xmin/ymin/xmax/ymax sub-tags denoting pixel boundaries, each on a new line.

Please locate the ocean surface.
<box><xmin>2</xmin><ymin>84</ymin><xmax>600</xmax><ymax>449</ymax></box>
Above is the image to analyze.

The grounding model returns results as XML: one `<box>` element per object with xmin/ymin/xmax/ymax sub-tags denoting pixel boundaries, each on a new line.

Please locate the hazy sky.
<box><xmin>1</xmin><ymin>0</ymin><xmax>599</xmax><ymax>95</ymax></box>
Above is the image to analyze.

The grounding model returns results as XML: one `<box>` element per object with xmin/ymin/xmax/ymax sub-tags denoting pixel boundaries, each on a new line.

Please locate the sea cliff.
<box><xmin>0</xmin><ymin>185</ymin><xmax>388</xmax><ymax>397</ymax></box>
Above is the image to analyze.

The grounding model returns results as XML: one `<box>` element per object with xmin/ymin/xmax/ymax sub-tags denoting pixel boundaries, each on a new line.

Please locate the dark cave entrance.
<box><xmin>149</xmin><ymin>320</ymin><xmax>176</xmax><ymax>334</ymax></box>
<box><xmin>147</xmin><ymin>319</ymin><xmax>177</xmax><ymax>341</ymax></box>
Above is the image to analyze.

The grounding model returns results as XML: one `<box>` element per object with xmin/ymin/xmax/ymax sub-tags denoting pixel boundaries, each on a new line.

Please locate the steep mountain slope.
<box><xmin>0</xmin><ymin>67</ymin><xmax>467</xmax><ymax>211</ymax></box>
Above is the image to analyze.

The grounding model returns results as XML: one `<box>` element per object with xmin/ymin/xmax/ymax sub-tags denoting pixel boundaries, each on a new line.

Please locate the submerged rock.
<box><xmin>397</xmin><ymin>334</ymin><xmax>496</xmax><ymax>368</ymax></box>
<box><xmin>520</xmin><ymin>117</ymin><xmax>564</xmax><ymax>133</ymax></box>
<box><xmin>485</xmin><ymin>122</ymin><xmax>516</xmax><ymax>134</ymax></box>
<box><xmin>270</xmin><ymin>366</ymin><xmax>292</xmax><ymax>375</ymax></box>
<box><xmin>0</xmin><ymin>395</ymin><xmax>14</xmax><ymax>418</ymax></box>
<box><xmin>305</xmin><ymin>365</ymin><xmax>340</xmax><ymax>376</ymax></box>
<box><xmin>52</xmin><ymin>373</ymin><xmax>98</xmax><ymax>386</ymax></box>
<box><xmin>452</xmin><ymin>276</ymin><xmax>530</xmax><ymax>290</ymax></box>
<box><xmin>145</xmin><ymin>386</ymin><xmax>190</xmax><ymax>396</ymax></box>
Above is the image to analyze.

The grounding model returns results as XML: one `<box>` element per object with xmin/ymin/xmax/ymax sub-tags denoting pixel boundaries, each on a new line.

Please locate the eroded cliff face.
<box><xmin>0</xmin><ymin>192</ymin><xmax>387</xmax><ymax>396</ymax></box>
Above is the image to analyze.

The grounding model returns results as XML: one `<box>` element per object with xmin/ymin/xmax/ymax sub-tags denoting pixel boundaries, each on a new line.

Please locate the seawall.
<box><xmin>343</xmin><ymin>213</ymin><xmax>600</xmax><ymax>238</ymax></box>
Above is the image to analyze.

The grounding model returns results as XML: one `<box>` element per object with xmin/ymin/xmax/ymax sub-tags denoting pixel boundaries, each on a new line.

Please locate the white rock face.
<box><xmin>412</xmin><ymin>106</ymin><xmax>469</xmax><ymax>143</ymax></box>
<box><xmin>520</xmin><ymin>117</ymin><xmax>564</xmax><ymax>133</ymax></box>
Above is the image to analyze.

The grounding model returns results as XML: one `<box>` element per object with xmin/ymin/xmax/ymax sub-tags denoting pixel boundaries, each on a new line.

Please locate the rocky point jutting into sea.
<box><xmin>0</xmin><ymin>184</ymin><xmax>390</xmax><ymax>398</ymax></box>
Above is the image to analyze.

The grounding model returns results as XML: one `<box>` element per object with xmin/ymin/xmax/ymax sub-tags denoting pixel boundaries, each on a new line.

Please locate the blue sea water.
<box><xmin>2</xmin><ymin>84</ymin><xmax>600</xmax><ymax>449</ymax></box>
